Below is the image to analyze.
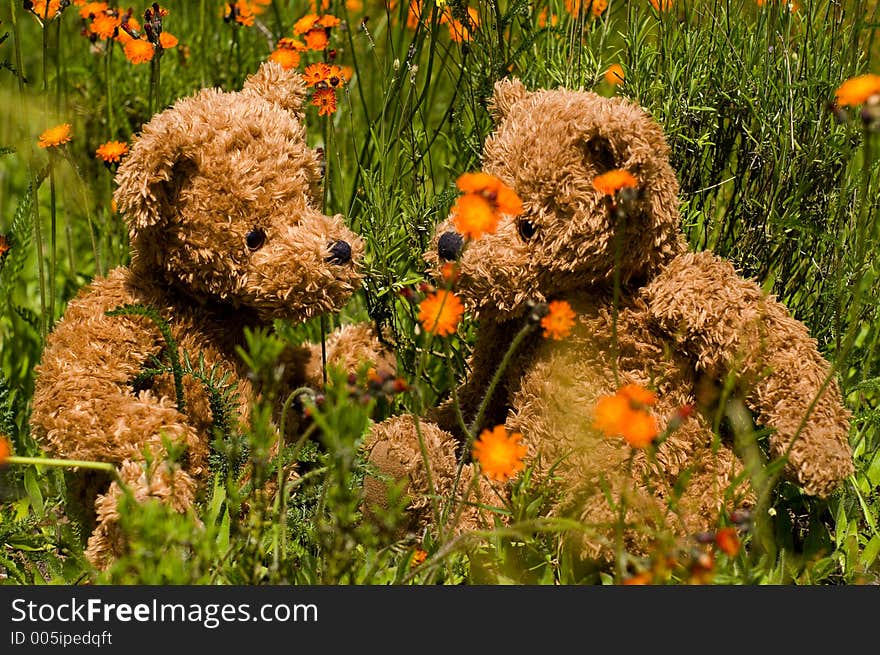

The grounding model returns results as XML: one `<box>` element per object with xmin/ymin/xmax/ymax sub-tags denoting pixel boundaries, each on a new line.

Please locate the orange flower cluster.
<box><xmin>649</xmin><ymin>0</ymin><xmax>673</xmax><ymax>10</ymax></box>
<box><xmin>302</xmin><ymin>62</ymin><xmax>348</xmax><ymax>116</ymax></box>
<box><xmin>592</xmin><ymin>169</ymin><xmax>638</xmax><ymax>196</ymax></box>
<box><xmin>835</xmin><ymin>73</ymin><xmax>880</xmax><ymax>107</ymax></box>
<box><xmin>541</xmin><ymin>300</ymin><xmax>576</xmax><ymax>340</ymax></box>
<box><xmin>593</xmin><ymin>383</ymin><xmax>659</xmax><ymax>448</ymax></box>
<box><xmin>410</xmin><ymin>548</ymin><xmax>428</xmax><ymax>567</ymax></box>
<box><xmin>0</xmin><ymin>234</ymin><xmax>11</xmax><ymax>260</ymax></box>
<box><xmin>400</xmin><ymin>2</ymin><xmax>479</xmax><ymax>43</ymax></box>
<box><xmin>224</xmin><ymin>1</ymin><xmax>270</xmax><ymax>27</ymax></box>
<box><xmin>565</xmin><ymin>0</ymin><xmax>608</xmax><ymax>17</ymax></box>
<box><xmin>417</xmin><ymin>290</ymin><xmax>464</xmax><ymax>337</ymax></box>
<box><xmin>95</xmin><ymin>140</ymin><xmax>129</xmax><ymax>164</ymax></box>
<box><xmin>472</xmin><ymin>425</ymin><xmax>527</xmax><ymax>483</ymax></box>
<box><xmin>293</xmin><ymin>13</ymin><xmax>340</xmax><ymax>51</ymax></box>
<box><xmin>452</xmin><ymin>172</ymin><xmax>523</xmax><ymax>241</ymax></box>
<box><xmin>38</xmin><ymin>123</ymin><xmax>72</xmax><ymax>149</ymax></box>
<box><xmin>80</xmin><ymin>4</ymin><xmax>178</xmax><ymax>64</ymax></box>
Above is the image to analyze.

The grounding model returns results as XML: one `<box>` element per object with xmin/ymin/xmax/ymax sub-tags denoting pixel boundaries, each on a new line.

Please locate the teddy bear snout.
<box><xmin>326</xmin><ymin>239</ymin><xmax>353</xmax><ymax>265</ymax></box>
<box><xmin>437</xmin><ymin>231</ymin><xmax>464</xmax><ymax>261</ymax></box>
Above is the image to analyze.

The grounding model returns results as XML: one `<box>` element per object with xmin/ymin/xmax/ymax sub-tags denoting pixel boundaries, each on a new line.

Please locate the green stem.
<box><xmin>5</xmin><ymin>456</ymin><xmax>122</xmax><ymax>484</ymax></box>
<box><xmin>105</xmin><ymin>43</ymin><xmax>115</xmax><ymax>135</ymax></box>
<box><xmin>48</xmin><ymin>162</ymin><xmax>57</xmax><ymax>329</ymax></box>
<box><xmin>467</xmin><ymin>319</ymin><xmax>536</xmax><ymax>438</ymax></box>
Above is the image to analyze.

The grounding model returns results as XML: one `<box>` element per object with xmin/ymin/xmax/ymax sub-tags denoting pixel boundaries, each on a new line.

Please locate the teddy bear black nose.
<box><xmin>326</xmin><ymin>240</ymin><xmax>352</xmax><ymax>265</ymax></box>
<box><xmin>437</xmin><ymin>231</ymin><xmax>464</xmax><ymax>261</ymax></box>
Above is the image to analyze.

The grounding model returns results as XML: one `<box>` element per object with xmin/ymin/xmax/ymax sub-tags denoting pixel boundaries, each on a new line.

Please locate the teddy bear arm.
<box><xmin>30</xmin><ymin>309</ymin><xmax>200</xmax><ymax>465</ymax></box>
<box><xmin>645</xmin><ymin>251</ymin><xmax>853</xmax><ymax>497</ymax></box>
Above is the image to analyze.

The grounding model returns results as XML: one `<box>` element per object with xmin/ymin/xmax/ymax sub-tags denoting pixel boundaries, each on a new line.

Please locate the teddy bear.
<box><xmin>29</xmin><ymin>61</ymin><xmax>391</xmax><ymax>569</ymax></box>
<box><xmin>363</xmin><ymin>79</ymin><xmax>855</xmax><ymax>563</ymax></box>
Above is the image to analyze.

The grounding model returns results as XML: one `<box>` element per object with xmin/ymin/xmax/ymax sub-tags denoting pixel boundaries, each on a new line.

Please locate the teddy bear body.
<box><xmin>30</xmin><ymin>62</ymin><xmax>386</xmax><ymax>567</ymax></box>
<box><xmin>365</xmin><ymin>81</ymin><xmax>854</xmax><ymax>560</ymax></box>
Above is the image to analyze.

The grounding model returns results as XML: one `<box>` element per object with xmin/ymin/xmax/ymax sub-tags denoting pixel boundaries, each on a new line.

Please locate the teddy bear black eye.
<box><xmin>584</xmin><ymin>136</ymin><xmax>616</xmax><ymax>173</ymax></box>
<box><xmin>518</xmin><ymin>218</ymin><xmax>538</xmax><ymax>241</ymax></box>
<box><xmin>245</xmin><ymin>228</ymin><xmax>266</xmax><ymax>251</ymax></box>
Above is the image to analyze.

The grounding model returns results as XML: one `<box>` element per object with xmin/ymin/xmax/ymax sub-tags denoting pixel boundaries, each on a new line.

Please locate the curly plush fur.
<box><xmin>364</xmin><ymin>79</ymin><xmax>854</xmax><ymax>560</ymax></box>
<box><xmin>30</xmin><ymin>62</ymin><xmax>390</xmax><ymax>568</ymax></box>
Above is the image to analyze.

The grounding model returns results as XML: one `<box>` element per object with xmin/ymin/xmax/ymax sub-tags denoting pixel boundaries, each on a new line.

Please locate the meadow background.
<box><xmin>0</xmin><ymin>0</ymin><xmax>878</xmax><ymax>584</ymax></box>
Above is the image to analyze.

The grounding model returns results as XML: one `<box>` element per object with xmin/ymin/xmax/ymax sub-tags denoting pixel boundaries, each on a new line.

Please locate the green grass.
<box><xmin>0</xmin><ymin>0</ymin><xmax>878</xmax><ymax>585</ymax></box>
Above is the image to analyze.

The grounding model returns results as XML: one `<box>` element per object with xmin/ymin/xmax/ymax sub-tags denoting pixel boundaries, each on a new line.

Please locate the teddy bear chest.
<box><xmin>505</xmin><ymin>302</ymin><xmax>697</xmax><ymax>466</ymax></box>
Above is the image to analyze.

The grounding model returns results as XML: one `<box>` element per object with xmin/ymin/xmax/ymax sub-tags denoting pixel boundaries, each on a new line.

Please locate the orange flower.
<box><xmin>440</xmin><ymin>261</ymin><xmax>459</xmax><ymax>285</ymax></box>
<box><xmin>411</xmin><ymin>549</ymin><xmax>427</xmax><ymax>566</ymax></box>
<box><xmin>445</xmin><ymin>6</ymin><xmax>479</xmax><ymax>43</ymax></box>
<box><xmin>311</xmin><ymin>88</ymin><xmax>338</xmax><ymax>116</ymax></box>
<box><xmin>619</xmin><ymin>383</ymin><xmax>657</xmax><ymax>407</ymax></box>
<box><xmin>593</xmin><ymin>393</ymin><xmax>633</xmax><ymax>437</ymax></box>
<box><xmin>541</xmin><ymin>300</ymin><xmax>576</xmax><ymax>340</ymax></box>
<box><xmin>452</xmin><ymin>172</ymin><xmax>523</xmax><ymax>240</ymax></box>
<box><xmin>456</xmin><ymin>172</ymin><xmax>523</xmax><ymax>215</ymax></box>
<box><xmin>0</xmin><ymin>436</ymin><xmax>10</xmax><ymax>465</ymax></box>
<box><xmin>27</xmin><ymin>0</ymin><xmax>62</xmax><ymax>20</ymax></box>
<box><xmin>0</xmin><ymin>234</ymin><xmax>10</xmax><ymax>259</ymax></box>
<box><xmin>158</xmin><ymin>31</ymin><xmax>178</xmax><ymax>49</ymax></box>
<box><xmin>592</xmin><ymin>169</ymin><xmax>638</xmax><ymax>195</ymax></box>
<box><xmin>124</xmin><ymin>38</ymin><xmax>155</xmax><ymax>64</ymax></box>
<box><xmin>304</xmin><ymin>28</ymin><xmax>329</xmax><ymax>51</ymax></box>
<box><xmin>604</xmin><ymin>63</ymin><xmax>624</xmax><ymax>86</ymax></box>
<box><xmin>293</xmin><ymin>13</ymin><xmax>321</xmax><ymax>34</ymax></box>
<box><xmin>303</xmin><ymin>62</ymin><xmax>332</xmax><ymax>87</ymax></box>
<box><xmin>714</xmin><ymin>527</ymin><xmax>741</xmax><ymax>557</ymax></box>
<box><xmin>649</xmin><ymin>0</ymin><xmax>673</xmax><ymax>10</ymax></box>
<box><xmin>834</xmin><ymin>73</ymin><xmax>880</xmax><ymax>107</ymax></box>
<box><xmin>417</xmin><ymin>290</ymin><xmax>464</xmax><ymax>337</ymax></box>
<box><xmin>95</xmin><ymin>140</ymin><xmax>129</xmax><ymax>163</ymax></box>
<box><xmin>318</xmin><ymin>14</ymin><xmax>340</xmax><ymax>28</ymax></box>
<box><xmin>79</xmin><ymin>2</ymin><xmax>109</xmax><ymax>19</ymax></box>
<box><xmin>452</xmin><ymin>194</ymin><xmax>497</xmax><ymax>241</ymax></box>
<box><xmin>38</xmin><ymin>123</ymin><xmax>72</xmax><ymax>149</ymax></box>
<box><xmin>269</xmin><ymin>47</ymin><xmax>301</xmax><ymax>70</ymax></box>
<box><xmin>472</xmin><ymin>425</ymin><xmax>527</xmax><ymax>483</ymax></box>
<box><xmin>88</xmin><ymin>12</ymin><xmax>120</xmax><ymax>39</ymax></box>
<box><xmin>537</xmin><ymin>8</ymin><xmax>559</xmax><ymax>28</ymax></box>
<box><xmin>249</xmin><ymin>0</ymin><xmax>271</xmax><ymax>14</ymax></box>
<box><xmin>593</xmin><ymin>384</ymin><xmax>659</xmax><ymax>448</ymax></box>
<box><xmin>619</xmin><ymin>410</ymin><xmax>658</xmax><ymax>448</ymax></box>
<box><xmin>622</xmin><ymin>572</ymin><xmax>652</xmax><ymax>585</ymax></box>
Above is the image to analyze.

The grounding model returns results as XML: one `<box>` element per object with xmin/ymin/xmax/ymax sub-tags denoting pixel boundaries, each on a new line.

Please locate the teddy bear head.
<box><xmin>425</xmin><ymin>79</ymin><xmax>687</xmax><ymax>320</ymax></box>
<box><xmin>113</xmin><ymin>61</ymin><xmax>363</xmax><ymax>322</ymax></box>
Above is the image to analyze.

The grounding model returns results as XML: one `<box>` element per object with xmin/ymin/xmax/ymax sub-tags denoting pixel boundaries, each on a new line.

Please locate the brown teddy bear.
<box><xmin>30</xmin><ymin>61</ymin><xmax>390</xmax><ymax>568</ymax></box>
<box><xmin>364</xmin><ymin>79</ymin><xmax>854</xmax><ymax>562</ymax></box>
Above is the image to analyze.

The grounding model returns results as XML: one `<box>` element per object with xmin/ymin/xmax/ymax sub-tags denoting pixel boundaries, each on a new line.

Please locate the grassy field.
<box><xmin>0</xmin><ymin>0</ymin><xmax>878</xmax><ymax>585</ymax></box>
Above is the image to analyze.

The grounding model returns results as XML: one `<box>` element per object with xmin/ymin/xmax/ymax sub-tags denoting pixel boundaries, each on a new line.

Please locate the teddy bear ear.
<box><xmin>488</xmin><ymin>78</ymin><xmax>529</xmax><ymax>122</ymax></box>
<box><xmin>242</xmin><ymin>61</ymin><xmax>308</xmax><ymax>116</ymax></box>
<box><xmin>113</xmin><ymin>137</ymin><xmax>197</xmax><ymax>234</ymax></box>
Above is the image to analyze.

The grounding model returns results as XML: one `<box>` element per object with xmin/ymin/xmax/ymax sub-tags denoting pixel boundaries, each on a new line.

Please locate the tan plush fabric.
<box><xmin>30</xmin><ymin>62</ymin><xmax>389</xmax><ymax>568</ymax></box>
<box><xmin>365</xmin><ymin>80</ymin><xmax>853</xmax><ymax>561</ymax></box>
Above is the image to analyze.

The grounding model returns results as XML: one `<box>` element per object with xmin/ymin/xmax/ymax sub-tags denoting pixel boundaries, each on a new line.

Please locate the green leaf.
<box><xmin>23</xmin><ymin>469</ymin><xmax>45</xmax><ymax>518</ymax></box>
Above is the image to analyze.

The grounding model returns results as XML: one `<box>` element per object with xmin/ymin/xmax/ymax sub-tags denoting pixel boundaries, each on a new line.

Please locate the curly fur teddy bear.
<box><xmin>364</xmin><ymin>79</ymin><xmax>854</xmax><ymax>560</ymax></box>
<box><xmin>30</xmin><ymin>62</ymin><xmax>390</xmax><ymax>568</ymax></box>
